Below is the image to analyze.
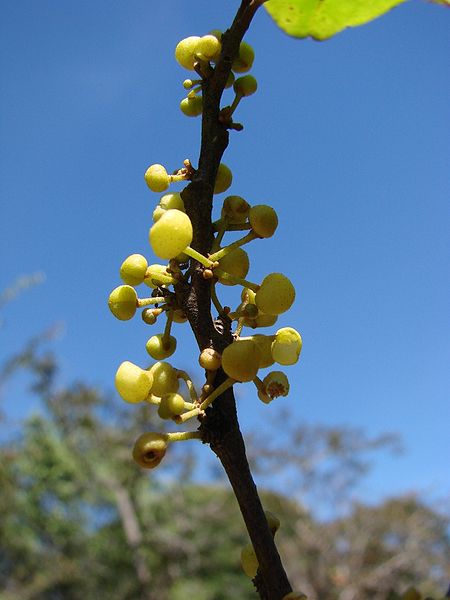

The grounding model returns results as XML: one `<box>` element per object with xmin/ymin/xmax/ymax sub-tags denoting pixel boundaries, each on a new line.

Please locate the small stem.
<box><xmin>169</xmin><ymin>173</ymin><xmax>189</xmax><ymax>184</ymax></box>
<box><xmin>145</xmin><ymin>394</ymin><xmax>161</xmax><ymax>406</ymax></box>
<box><xmin>200</xmin><ymin>377</ymin><xmax>236</xmax><ymax>411</ymax></box>
<box><xmin>223</xmin><ymin>92</ymin><xmax>243</xmax><ymax>119</ymax></box>
<box><xmin>162</xmin><ymin>311</ymin><xmax>174</xmax><ymax>349</ymax></box>
<box><xmin>213</xmin><ymin>269</ymin><xmax>259</xmax><ymax>291</ymax></box>
<box><xmin>137</xmin><ymin>296</ymin><xmax>166</xmax><ymax>307</ymax></box>
<box><xmin>176</xmin><ymin>370</ymin><xmax>199</xmax><ymax>403</ymax></box>
<box><xmin>209</xmin><ymin>231</ymin><xmax>258</xmax><ymax>262</ymax></box>
<box><xmin>145</xmin><ymin>272</ymin><xmax>177</xmax><ymax>287</ymax></box>
<box><xmin>183</xmin><ymin>246</ymin><xmax>215</xmax><ymax>268</ymax></box>
<box><xmin>166</xmin><ymin>431</ymin><xmax>202</xmax><ymax>443</ymax></box>
<box><xmin>211</xmin><ymin>215</ymin><xmax>230</xmax><ymax>253</ymax></box>
<box><xmin>211</xmin><ymin>281</ymin><xmax>225</xmax><ymax>316</ymax></box>
<box><xmin>174</xmin><ymin>407</ymin><xmax>202</xmax><ymax>423</ymax></box>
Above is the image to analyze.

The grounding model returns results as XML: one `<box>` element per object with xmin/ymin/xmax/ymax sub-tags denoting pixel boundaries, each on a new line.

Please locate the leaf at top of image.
<box><xmin>264</xmin><ymin>0</ymin><xmax>408</xmax><ymax>40</ymax></box>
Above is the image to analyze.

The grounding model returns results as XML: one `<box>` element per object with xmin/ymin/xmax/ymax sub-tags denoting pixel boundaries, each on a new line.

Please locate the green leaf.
<box><xmin>264</xmin><ymin>0</ymin><xmax>408</xmax><ymax>40</ymax></box>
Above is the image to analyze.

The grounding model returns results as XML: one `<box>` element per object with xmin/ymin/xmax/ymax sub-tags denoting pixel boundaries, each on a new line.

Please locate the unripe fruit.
<box><xmin>180</xmin><ymin>95</ymin><xmax>203</xmax><ymax>117</ymax></box>
<box><xmin>160</xmin><ymin>192</ymin><xmax>185</xmax><ymax>212</ymax></box>
<box><xmin>175</xmin><ymin>36</ymin><xmax>201</xmax><ymax>70</ymax></box>
<box><xmin>232</xmin><ymin>41</ymin><xmax>255</xmax><ymax>73</ymax></box>
<box><xmin>144</xmin><ymin>264</ymin><xmax>172</xmax><ymax>288</ymax></box>
<box><xmin>120</xmin><ymin>254</ymin><xmax>148</xmax><ymax>286</ymax></box>
<box><xmin>242</xmin><ymin>303</ymin><xmax>259</xmax><ymax>320</ymax></box>
<box><xmin>214</xmin><ymin>163</ymin><xmax>233</xmax><ymax>194</ymax></box>
<box><xmin>240</xmin><ymin>543</ymin><xmax>258</xmax><ymax>578</ymax></box>
<box><xmin>222</xmin><ymin>195</ymin><xmax>250</xmax><ymax>223</ymax></box>
<box><xmin>141</xmin><ymin>308</ymin><xmax>157</xmax><ymax>325</ymax></box>
<box><xmin>234</xmin><ymin>75</ymin><xmax>257</xmax><ymax>97</ymax></box>
<box><xmin>157</xmin><ymin>397</ymin><xmax>173</xmax><ymax>420</ymax></box>
<box><xmin>255</xmin><ymin>273</ymin><xmax>295</xmax><ymax>316</ymax></box>
<box><xmin>271</xmin><ymin>327</ymin><xmax>302</xmax><ymax>366</ymax></box>
<box><xmin>199</xmin><ymin>348</ymin><xmax>222</xmax><ymax>371</ymax></box>
<box><xmin>249</xmin><ymin>205</ymin><xmax>278</xmax><ymax>238</ymax></box>
<box><xmin>146</xmin><ymin>334</ymin><xmax>177</xmax><ymax>360</ymax></box>
<box><xmin>115</xmin><ymin>361</ymin><xmax>153</xmax><ymax>403</ymax></box>
<box><xmin>217</xmin><ymin>248</ymin><xmax>250</xmax><ymax>286</ymax></box>
<box><xmin>241</xmin><ymin>287</ymin><xmax>256</xmax><ymax>304</ymax></box>
<box><xmin>195</xmin><ymin>34</ymin><xmax>221</xmax><ymax>61</ymax></box>
<box><xmin>152</xmin><ymin>205</ymin><xmax>166</xmax><ymax>222</ymax></box>
<box><xmin>248</xmin><ymin>312</ymin><xmax>278</xmax><ymax>329</ymax></box>
<box><xmin>144</xmin><ymin>164</ymin><xmax>170</xmax><ymax>192</ymax></box>
<box><xmin>148</xmin><ymin>361</ymin><xmax>179</xmax><ymax>396</ymax></box>
<box><xmin>149</xmin><ymin>209</ymin><xmax>193</xmax><ymax>259</ymax></box>
<box><xmin>262</xmin><ymin>371</ymin><xmax>290</xmax><ymax>401</ymax></box>
<box><xmin>153</xmin><ymin>192</ymin><xmax>185</xmax><ymax>222</ymax></box>
<box><xmin>248</xmin><ymin>334</ymin><xmax>275</xmax><ymax>368</ymax></box>
<box><xmin>133</xmin><ymin>432</ymin><xmax>168</xmax><ymax>469</ymax></box>
<box><xmin>108</xmin><ymin>285</ymin><xmax>137</xmax><ymax>321</ymax></box>
<box><xmin>161</xmin><ymin>392</ymin><xmax>185</xmax><ymax>417</ymax></box>
<box><xmin>221</xmin><ymin>339</ymin><xmax>261</xmax><ymax>382</ymax></box>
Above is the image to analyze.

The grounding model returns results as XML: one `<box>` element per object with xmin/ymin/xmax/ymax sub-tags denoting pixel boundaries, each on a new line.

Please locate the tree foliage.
<box><xmin>0</xmin><ymin>346</ymin><xmax>448</xmax><ymax>600</ymax></box>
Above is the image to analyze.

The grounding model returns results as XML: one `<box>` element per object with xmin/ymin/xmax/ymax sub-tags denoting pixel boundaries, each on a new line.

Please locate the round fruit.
<box><xmin>217</xmin><ymin>248</ymin><xmax>250</xmax><ymax>286</ymax></box>
<box><xmin>160</xmin><ymin>192</ymin><xmax>185</xmax><ymax>213</ymax></box>
<box><xmin>249</xmin><ymin>205</ymin><xmax>278</xmax><ymax>238</ymax></box>
<box><xmin>108</xmin><ymin>285</ymin><xmax>137</xmax><ymax>321</ymax></box>
<box><xmin>199</xmin><ymin>348</ymin><xmax>222</xmax><ymax>371</ymax></box>
<box><xmin>175</xmin><ymin>36</ymin><xmax>201</xmax><ymax>70</ymax></box>
<box><xmin>234</xmin><ymin>75</ymin><xmax>257</xmax><ymax>97</ymax></box>
<box><xmin>146</xmin><ymin>334</ymin><xmax>177</xmax><ymax>360</ymax></box>
<box><xmin>248</xmin><ymin>335</ymin><xmax>275</xmax><ymax>368</ymax></box>
<box><xmin>144</xmin><ymin>264</ymin><xmax>172</xmax><ymax>288</ymax></box>
<box><xmin>221</xmin><ymin>339</ymin><xmax>261</xmax><ymax>382</ymax></box>
<box><xmin>214</xmin><ymin>163</ymin><xmax>232</xmax><ymax>194</ymax></box>
<box><xmin>115</xmin><ymin>361</ymin><xmax>153</xmax><ymax>403</ymax></box>
<box><xmin>282</xmin><ymin>593</ymin><xmax>308</xmax><ymax>600</ymax></box>
<box><xmin>232</xmin><ymin>41</ymin><xmax>255</xmax><ymax>73</ymax></box>
<box><xmin>240</xmin><ymin>544</ymin><xmax>258</xmax><ymax>578</ymax></box>
<box><xmin>144</xmin><ymin>164</ymin><xmax>170</xmax><ymax>192</ymax></box>
<box><xmin>222</xmin><ymin>195</ymin><xmax>250</xmax><ymax>223</ymax></box>
<box><xmin>255</xmin><ymin>273</ymin><xmax>295</xmax><ymax>316</ymax></box>
<box><xmin>195</xmin><ymin>34</ymin><xmax>221</xmax><ymax>61</ymax></box>
<box><xmin>149</xmin><ymin>209</ymin><xmax>193</xmax><ymax>259</ymax></box>
<box><xmin>133</xmin><ymin>432</ymin><xmax>168</xmax><ymax>469</ymax></box>
<box><xmin>120</xmin><ymin>254</ymin><xmax>148</xmax><ymax>286</ymax></box>
<box><xmin>141</xmin><ymin>308</ymin><xmax>157</xmax><ymax>325</ymax></box>
<box><xmin>148</xmin><ymin>361</ymin><xmax>179</xmax><ymax>396</ymax></box>
<box><xmin>271</xmin><ymin>327</ymin><xmax>302</xmax><ymax>366</ymax></box>
<box><xmin>161</xmin><ymin>392</ymin><xmax>185</xmax><ymax>416</ymax></box>
<box><xmin>180</xmin><ymin>95</ymin><xmax>203</xmax><ymax>117</ymax></box>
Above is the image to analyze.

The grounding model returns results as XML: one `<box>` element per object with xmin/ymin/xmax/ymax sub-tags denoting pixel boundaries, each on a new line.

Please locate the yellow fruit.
<box><xmin>115</xmin><ymin>361</ymin><xmax>153</xmax><ymax>403</ymax></box>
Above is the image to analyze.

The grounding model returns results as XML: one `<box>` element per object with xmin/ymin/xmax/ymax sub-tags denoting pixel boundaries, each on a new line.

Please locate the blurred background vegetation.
<box><xmin>1</xmin><ymin>278</ymin><xmax>449</xmax><ymax>600</ymax></box>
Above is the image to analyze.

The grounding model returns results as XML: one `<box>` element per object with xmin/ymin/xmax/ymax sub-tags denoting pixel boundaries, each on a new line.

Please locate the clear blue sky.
<box><xmin>1</xmin><ymin>1</ymin><xmax>449</xmax><ymax>508</ymax></box>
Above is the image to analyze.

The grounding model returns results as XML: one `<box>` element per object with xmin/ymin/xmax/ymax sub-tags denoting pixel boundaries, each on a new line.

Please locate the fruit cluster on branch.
<box><xmin>107</xmin><ymin>19</ymin><xmax>303</xmax><ymax>599</ymax></box>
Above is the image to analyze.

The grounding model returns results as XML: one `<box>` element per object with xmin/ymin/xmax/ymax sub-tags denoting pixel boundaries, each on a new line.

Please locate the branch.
<box><xmin>177</xmin><ymin>1</ymin><xmax>293</xmax><ymax>598</ymax></box>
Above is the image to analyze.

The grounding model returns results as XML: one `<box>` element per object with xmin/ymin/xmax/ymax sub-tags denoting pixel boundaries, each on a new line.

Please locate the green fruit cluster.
<box><xmin>175</xmin><ymin>31</ymin><xmax>257</xmax><ymax>126</ymax></box>
<box><xmin>107</xmin><ymin>32</ymin><xmax>303</xmax><ymax>471</ymax></box>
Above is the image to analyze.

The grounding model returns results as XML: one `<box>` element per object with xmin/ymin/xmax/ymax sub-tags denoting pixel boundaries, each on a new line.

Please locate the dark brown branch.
<box><xmin>176</xmin><ymin>2</ymin><xmax>293</xmax><ymax>599</ymax></box>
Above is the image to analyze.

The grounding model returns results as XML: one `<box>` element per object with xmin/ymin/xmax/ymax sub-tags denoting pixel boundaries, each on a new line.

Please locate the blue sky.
<box><xmin>1</xmin><ymin>1</ymin><xmax>449</xmax><ymax>508</ymax></box>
